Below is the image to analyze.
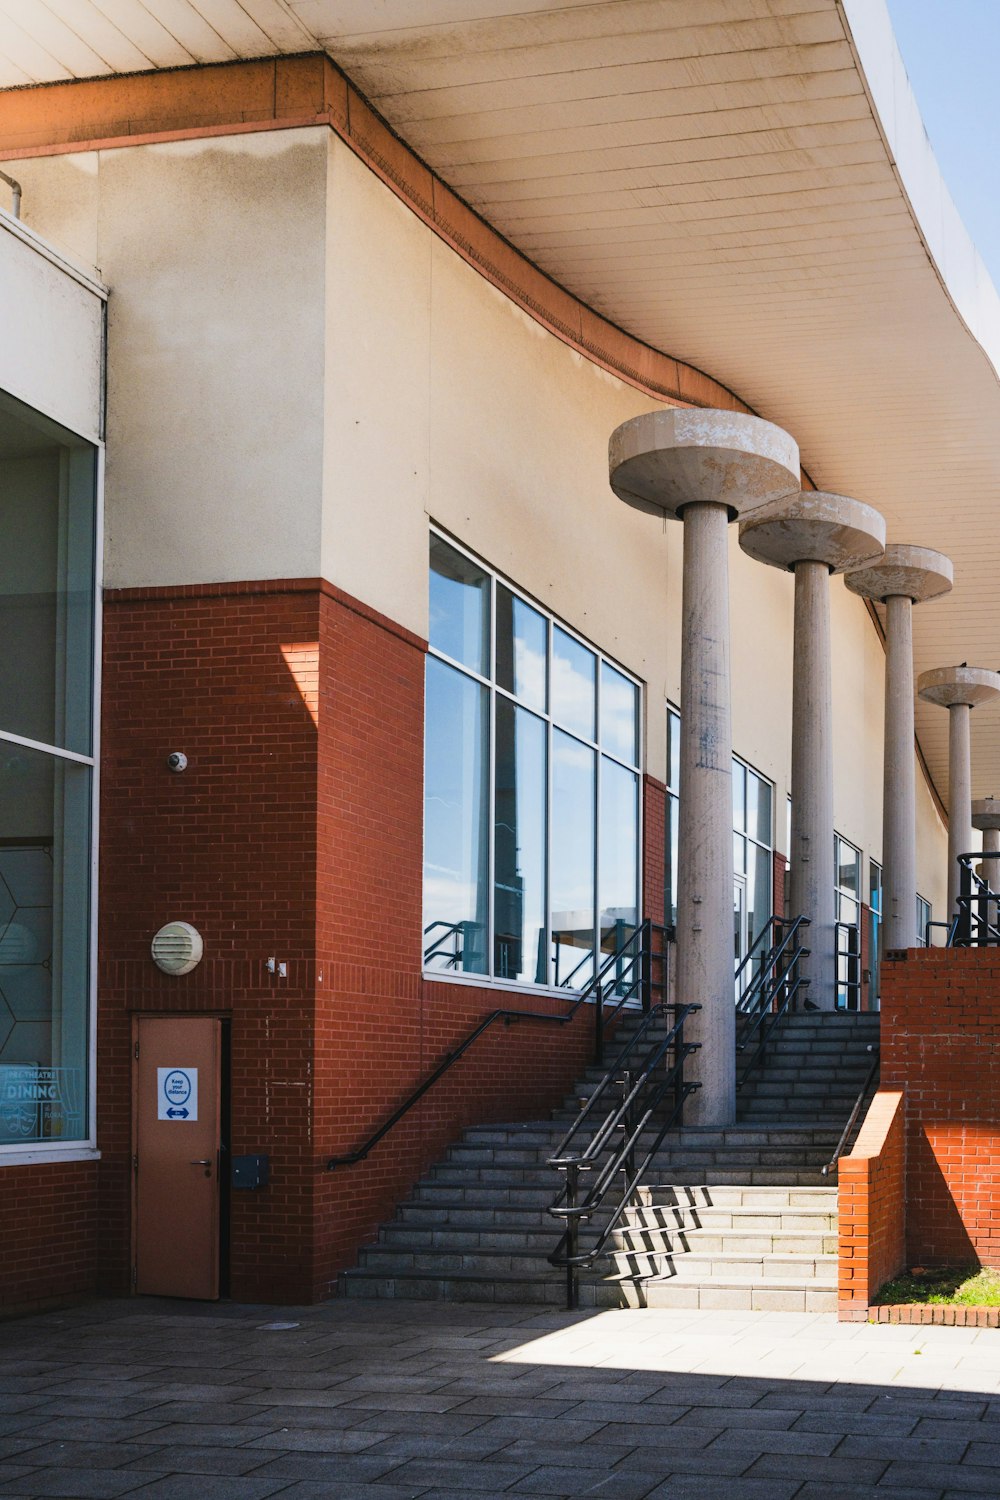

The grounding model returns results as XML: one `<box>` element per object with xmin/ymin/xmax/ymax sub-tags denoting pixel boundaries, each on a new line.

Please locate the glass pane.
<box><xmin>599</xmin><ymin>662</ymin><xmax>638</xmax><ymax>765</ymax></box>
<box><xmin>838</xmin><ymin>894</ymin><xmax>858</xmax><ymax>926</ymax></box>
<box><xmin>496</xmin><ymin>585</ymin><xmax>546</xmax><ymax>712</ymax></box>
<box><xmin>599</xmin><ymin>758</ymin><xmax>638</xmax><ymax>956</ymax></box>
<box><xmin>0</xmin><ymin>744</ymin><xmax>91</xmax><ymax>1144</ymax></box>
<box><xmin>734</xmin><ymin>832</ymin><xmax>746</xmax><ymax>875</ymax></box>
<box><xmin>747</xmin><ymin>771</ymin><xmax>772</xmax><ymax>847</ymax></box>
<box><xmin>550</xmin><ymin>730</ymin><xmax>595</xmax><ymax>987</ymax></box>
<box><xmin>0</xmin><ymin>400</ymin><xmax>96</xmax><ymax>756</ymax></box>
<box><xmin>667</xmin><ymin>710</ymin><xmax>680</xmax><ymax>793</ymax></box>
<box><xmin>837</xmin><ymin>837</ymin><xmax>859</xmax><ymax>896</ymax></box>
<box><xmin>422</xmin><ymin>657</ymin><xmax>488</xmax><ymax>974</ymax></box>
<box><xmin>732</xmin><ymin>759</ymin><xmax>746</xmax><ymax>834</ymax></box>
<box><xmin>869</xmin><ymin>862</ymin><xmax>882</xmax><ymax>915</ymax></box>
<box><xmin>746</xmin><ymin>841</ymin><xmax>772</xmax><ymax>945</ymax></box>
<box><xmin>428</xmin><ymin>535</ymin><xmax>489</xmax><ymax>676</ymax></box>
<box><xmin>551</xmin><ymin>627</ymin><xmax>595</xmax><ymax>741</ymax></box>
<box><xmin>493</xmin><ymin>700</ymin><xmax>546</xmax><ymax>985</ymax></box>
<box><xmin>665</xmin><ymin>792</ymin><xmax>678</xmax><ymax>929</ymax></box>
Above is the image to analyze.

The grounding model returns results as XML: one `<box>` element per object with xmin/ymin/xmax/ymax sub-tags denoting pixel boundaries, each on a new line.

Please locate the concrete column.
<box><xmin>740</xmin><ymin>491</ymin><xmax>884</xmax><ymax>1007</ymax></box>
<box><xmin>790</xmin><ymin>560</ymin><xmax>836</xmax><ymax>1005</ymax></box>
<box><xmin>609</xmin><ymin>408</ymin><xmax>800</xmax><ymax>1127</ymax></box>
<box><xmin>918</xmin><ymin>666</ymin><xmax>1000</xmax><ymax>919</ymax></box>
<box><xmin>948</xmin><ymin>703</ymin><xmax>972</xmax><ymax>917</ymax></box>
<box><xmin>972</xmin><ymin>799</ymin><xmax>1000</xmax><ymax>887</ymax></box>
<box><xmin>883</xmin><ymin>596</ymin><xmax>917</xmax><ymax>949</ymax></box>
<box><xmin>846</xmin><ymin>546</ymin><xmax>953</xmax><ymax>953</ymax></box>
<box><xmin>677</xmin><ymin>500</ymin><xmax>736</xmax><ymax>1121</ymax></box>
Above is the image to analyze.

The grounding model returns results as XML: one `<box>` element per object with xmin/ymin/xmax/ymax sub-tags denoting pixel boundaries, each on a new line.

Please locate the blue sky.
<box><xmin>885</xmin><ymin>0</ymin><xmax>1000</xmax><ymax>286</ymax></box>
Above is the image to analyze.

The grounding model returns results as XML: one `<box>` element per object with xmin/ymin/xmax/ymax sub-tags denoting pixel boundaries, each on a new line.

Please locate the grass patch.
<box><xmin>875</xmin><ymin>1265</ymin><xmax>1000</xmax><ymax>1306</ymax></box>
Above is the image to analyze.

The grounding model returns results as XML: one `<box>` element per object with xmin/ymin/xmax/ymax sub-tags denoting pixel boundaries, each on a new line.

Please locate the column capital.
<box><xmin>739</xmin><ymin>489</ymin><xmax>884</xmax><ymax>574</ymax></box>
<box><xmin>918</xmin><ymin>666</ymin><xmax>1000</xmax><ymax>709</ymax></box>
<box><xmin>608</xmin><ymin>408</ymin><xmax>799</xmax><ymax>522</ymax></box>
<box><xmin>845</xmin><ymin>543</ymin><xmax>952</xmax><ymax>604</ymax></box>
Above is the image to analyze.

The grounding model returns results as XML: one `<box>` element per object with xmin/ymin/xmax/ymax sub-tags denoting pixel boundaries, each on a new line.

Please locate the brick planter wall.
<box><xmin>838</xmin><ymin>1089</ymin><xmax>906</xmax><ymax>1318</ymax></box>
<box><xmin>882</xmin><ymin>946</ymin><xmax>1000</xmax><ymax>1269</ymax></box>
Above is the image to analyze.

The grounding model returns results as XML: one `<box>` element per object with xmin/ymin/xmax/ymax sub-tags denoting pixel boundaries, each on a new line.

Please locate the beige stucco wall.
<box><xmin>8</xmin><ymin>130</ymin><xmax>328</xmax><ymax>588</ymax></box>
<box><xmin>5</xmin><ymin>122</ymin><xmax>948</xmax><ymax>924</ymax></box>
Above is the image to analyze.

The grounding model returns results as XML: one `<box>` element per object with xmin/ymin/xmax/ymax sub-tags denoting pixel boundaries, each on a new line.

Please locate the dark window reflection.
<box><xmin>493</xmin><ymin>700</ymin><xmax>546</xmax><ymax>983</ymax></box>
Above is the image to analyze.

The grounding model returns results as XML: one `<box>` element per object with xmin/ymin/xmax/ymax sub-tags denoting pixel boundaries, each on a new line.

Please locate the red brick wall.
<box><xmin>882</xmin><ymin>946</ymin><xmax>1000</xmax><ymax>1268</ymax></box>
<box><xmin>643</xmin><ymin>774</ymin><xmax>666</xmax><ymax>928</ymax></box>
<box><xmin>838</xmin><ymin>1089</ymin><xmax>906</xmax><ymax>1317</ymax></box>
<box><xmin>0</xmin><ymin>1162</ymin><xmax>99</xmax><ymax>1314</ymax></box>
<box><xmin>98</xmin><ymin>581</ymin><xmax>322</xmax><ymax>1303</ymax></box>
<box><xmin>80</xmin><ymin>578</ymin><xmax>619</xmax><ymax>1306</ymax></box>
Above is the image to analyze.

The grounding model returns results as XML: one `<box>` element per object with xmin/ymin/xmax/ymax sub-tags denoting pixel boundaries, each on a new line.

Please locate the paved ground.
<box><xmin>1</xmin><ymin>1299</ymin><xmax>1000</xmax><ymax>1498</ymax></box>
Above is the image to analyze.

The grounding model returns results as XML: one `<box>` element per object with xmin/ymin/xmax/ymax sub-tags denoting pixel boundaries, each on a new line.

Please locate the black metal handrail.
<box><xmin>736</xmin><ymin>915</ymin><xmax>810</xmax><ymax>1016</ymax></box>
<box><xmin>327</xmin><ymin>918</ymin><xmax>669</xmax><ymax>1170</ymax></box>
<box><xmin>734</xmin><ymin>914</ymin><xmax>788</xmax><ymax>992</ymax></box>
<box><xmin>950</xmin><ymin>852</ymin><xmax>1000</xmax><ymax>947</ymax></box>
<box><xmin>735</xmin><ymin>915</ymin><xmax>810</xmax><ymax>1090</ymax></box>
<box><xmin>820</xmin><ymin>1044</ymin><xmax>880</xmax><ymax>1177</ymax></box>
<box><xmin>546</xmin><ymin>1002</ymin><xmax>700</xmax><ymax>1309</ymax></box>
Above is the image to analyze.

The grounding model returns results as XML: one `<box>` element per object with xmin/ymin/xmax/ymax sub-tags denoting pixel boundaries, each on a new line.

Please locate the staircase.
<box><xmin>342</xmin><ymin>1005</ymin><xmax>879</xmax><ymax>1311</ymax></box>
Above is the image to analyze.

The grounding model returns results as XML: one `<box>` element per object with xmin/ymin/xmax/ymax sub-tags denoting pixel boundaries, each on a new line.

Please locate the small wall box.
<box><xmin>231</xmin><ymin>1154</ymin><xmax>269</xmax><ymax>1190</ymax></box>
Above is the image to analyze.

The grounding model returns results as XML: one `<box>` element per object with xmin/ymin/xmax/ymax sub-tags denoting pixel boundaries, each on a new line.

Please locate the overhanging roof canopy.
<box><xmin>3</xmin><ymin>0</ymin><xmax>1000</xmax><ymax>808</ymax></box>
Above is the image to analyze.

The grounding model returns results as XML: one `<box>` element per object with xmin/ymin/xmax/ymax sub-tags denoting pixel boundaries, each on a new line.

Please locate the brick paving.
<box><xmin>0</xmin><ymin>1299</ymin><xmax>999</xmax><ymax>1498</ymax></box>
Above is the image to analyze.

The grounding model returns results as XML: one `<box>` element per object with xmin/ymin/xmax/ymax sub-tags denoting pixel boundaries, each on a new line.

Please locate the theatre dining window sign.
<box><xmin>0</xmin><ymin>392</ymin><xmax>97</xmax><ymax>1150</ymax></box>
<box><xmin>423</xmin><ymin>532</ymin><xmax>641</xmax><ymax>989</ymax></box>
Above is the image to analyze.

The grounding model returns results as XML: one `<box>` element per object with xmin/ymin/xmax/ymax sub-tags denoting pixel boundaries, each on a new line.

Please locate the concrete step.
<box><xmin>342</xmin><ymin>1265</ymin><xmax>838</xmax><ymax>1313</ymax></box>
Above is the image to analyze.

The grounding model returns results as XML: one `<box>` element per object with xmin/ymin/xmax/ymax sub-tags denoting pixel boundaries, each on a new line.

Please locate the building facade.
<box><xmin>0</xmin><ymin>6</ymin><xmax>986</xmax><ymax>1310</ymax></box>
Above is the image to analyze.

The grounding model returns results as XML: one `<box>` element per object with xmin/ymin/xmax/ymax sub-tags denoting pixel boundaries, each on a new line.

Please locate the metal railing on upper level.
<box><xmin>948</xmin><ymin>852</ymin><xmax>1000</xmax><ymax>947</ymax></box>
<box><xmin>546</xmin><ymin>1001</ymin><xmax>700</xmax><ymax>1309</ymax></box>
<box><xmin>327</xmin><ymin>918</ymin><xmax>669</xmax><ymax>1171</ymax></box>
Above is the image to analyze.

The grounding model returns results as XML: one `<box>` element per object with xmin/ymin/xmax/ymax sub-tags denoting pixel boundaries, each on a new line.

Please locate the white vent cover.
<box><xmin>151</xmin><ymin>921</ymin><xmax>204</xmax><ymax>976</ymax></box>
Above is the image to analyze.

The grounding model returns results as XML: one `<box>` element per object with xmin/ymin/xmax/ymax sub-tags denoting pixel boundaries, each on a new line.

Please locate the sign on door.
<box><xmin>157</xmin><ymin>1066</ymin><xmax>199</xmax><ymax>1121</ymax></box>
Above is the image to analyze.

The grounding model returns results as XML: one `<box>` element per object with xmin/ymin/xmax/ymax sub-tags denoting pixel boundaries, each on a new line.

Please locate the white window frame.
<box><xmin>424</xmin><ymin>526</ymin><xmax>644</xmax><ymax>995</ymax></box>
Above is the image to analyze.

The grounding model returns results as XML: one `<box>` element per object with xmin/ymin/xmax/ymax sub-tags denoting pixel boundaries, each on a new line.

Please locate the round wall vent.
<box><xmin>151</xmin><ymin>921</ymin><xmax>204</xmax><ymax>976</ymax></box>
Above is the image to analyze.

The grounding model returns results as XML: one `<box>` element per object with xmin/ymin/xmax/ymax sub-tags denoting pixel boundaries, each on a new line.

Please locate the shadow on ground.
<box><xmin>0</xmin><ymin>1297</ymin><xmax>998</xmax><ymax>1498</ymax></box>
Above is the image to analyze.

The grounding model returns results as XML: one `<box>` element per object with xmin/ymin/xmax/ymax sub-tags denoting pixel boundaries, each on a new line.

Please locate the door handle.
<box><xmin>190</xmin><ymin>1159</ymin><xmax>211</xmax><ymax>1166</ymax></box>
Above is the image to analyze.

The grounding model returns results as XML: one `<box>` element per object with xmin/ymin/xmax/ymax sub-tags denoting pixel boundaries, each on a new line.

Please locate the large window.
<box><xmin>0</xmin><ymin>392</ymin><xmax>97</xmax><ymax>1150</ymax></box>
<box><xmin>664</xmin><ymin>707</ymin><xmax>774</xmax><ymax>951</ymax></box>
<box><xmin>424</xmin><ymin>533</ymin><xmax>641</xmax><ymax>988</ymax></box>
<box><xmin>835</xmin><ymin>834</ymin><xmax>862</xmax><ymax>1009</ymax></box>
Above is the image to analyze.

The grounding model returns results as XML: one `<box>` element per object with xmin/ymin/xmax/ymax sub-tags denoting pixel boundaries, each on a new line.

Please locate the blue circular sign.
<box><xmin>163</xmin><ymin>1069</ymin><xmax>192</xmax><ymax>1105</ymax></box>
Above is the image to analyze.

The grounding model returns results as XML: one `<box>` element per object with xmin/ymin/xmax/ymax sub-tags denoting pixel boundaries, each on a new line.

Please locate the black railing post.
<box><xmin>641</xmin><ymin>919</ymin><xmax>652</xmax><ymax>1014</ymax></box>
<box><xmin>565</xmin><ymin>1163</ymin><xmax>580</xmax><ymax>1310</ymax></box>
<box><xmin>621</xmin><ymin>1071</ymin><xmax>636</xmax><ymax>1188</ymax></box>
<box><xmin>675</xmin><ymin>1015</ymin><xmax>686</xmax><ymax>1126</ymax></box>
<box><xmin>594</xmin><ymin>983</ymin><xmax>604</xmax><ymax>1066</ymax></box>
<box><xmin>958</xmin><ymin>857</ymin><xmax>973</xmax><ymax>946</ymax></box>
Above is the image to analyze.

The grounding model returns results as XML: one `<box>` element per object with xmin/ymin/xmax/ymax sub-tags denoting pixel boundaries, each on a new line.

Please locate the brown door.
<box><xmin>134</xmin><ymin>1016</ymin><xmax>221</xmax><ymax>1299</ymax></box>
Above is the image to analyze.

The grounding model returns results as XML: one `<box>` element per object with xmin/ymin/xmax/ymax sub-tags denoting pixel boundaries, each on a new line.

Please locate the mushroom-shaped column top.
<box><xmin>845</xmin><ymin>544</ymin><xmax>953</xmax><ymax>604</ymax></box>
<box><xmin>972</xmin><ymin>797</ymin><xmax>1000</xmax><ymax>831</ymax></box>
<box><xmin>609</xmin><ymin>408</ymin><xmax>799</xmax><ymax>522</ymax></box>
<box><xmin>918</xmin><ymin>666</ymin><xmax>1000</xmax><ymax>709</ymax></box>
<box><xmin>738</xmin><ymin>490</ymin><xmax>885</xmax><ymax>574</ymax></box>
